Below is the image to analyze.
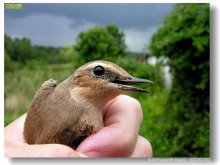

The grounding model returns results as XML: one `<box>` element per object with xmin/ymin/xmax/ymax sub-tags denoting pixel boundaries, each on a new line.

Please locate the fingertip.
<box><xmin>142</xmin><ymin>137</ymin><xmax>153</xmax><ymax>157</ymax></box>
<box><xmin>122</xmin><ymin>95</ymin><xmax>143</xmax><ymax>123</ymax></box>
<box><xmin>131</xmin><ymin>136</ymin><xmax>153</xmax><ymax>157</ymax></box>
<box><xmin>103</xmin><ymin>95</ymin><xmax>143</xmax><ymax>125</ymax></box>
<box><xmin>118</xmin><ymin>95</ymin><xmax>143</xmax><ymax>123</ymax></box>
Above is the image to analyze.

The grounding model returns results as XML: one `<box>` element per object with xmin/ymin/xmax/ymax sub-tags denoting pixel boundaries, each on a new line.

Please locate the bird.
<box><xmin>24</xmin><ymin>60</ymin><xmax>153</xmax><ymax>149</ymax></box>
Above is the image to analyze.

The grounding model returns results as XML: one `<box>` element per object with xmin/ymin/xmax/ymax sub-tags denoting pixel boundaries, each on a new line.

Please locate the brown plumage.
<box><xmin>24</xmin><ymin>60</ymin><xmax>153</xmax><ymax>149</ymax></box>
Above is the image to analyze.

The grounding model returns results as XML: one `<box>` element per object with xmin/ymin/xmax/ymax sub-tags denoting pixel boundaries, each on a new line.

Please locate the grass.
<box><xmin>4</xmin><ymin>63</ymin><xmax>76</xmax><ymax>126</ymax></box>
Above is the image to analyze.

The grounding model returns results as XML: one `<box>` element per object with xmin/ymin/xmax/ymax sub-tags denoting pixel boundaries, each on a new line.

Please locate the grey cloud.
<box><xmin>5</xmin><ymin>3</ymin><xmax>173</xmax><ymax>29</ymax></box>
<box><xmin>5</xmin><ymin>14</ymin><xmax>95</xmax><ymax>47</ymax></box>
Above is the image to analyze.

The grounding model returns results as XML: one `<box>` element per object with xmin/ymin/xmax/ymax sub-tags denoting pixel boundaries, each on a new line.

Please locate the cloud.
<box><xmin>124</xmin><ymin>26</ymin><xmax>158</xmax><ymax>52</ymax></box>
<box><xmin>5</xmin><ymin>3</ymin><xmax>173</xmax><ymax>30</ymax></box>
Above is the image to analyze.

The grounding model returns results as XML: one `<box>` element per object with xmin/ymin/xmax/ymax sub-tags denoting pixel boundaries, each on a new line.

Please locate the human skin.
<box><xmin>4</xmin><ymin>95</ymin><xmax>152</xmax><ymax>157</ymax></box>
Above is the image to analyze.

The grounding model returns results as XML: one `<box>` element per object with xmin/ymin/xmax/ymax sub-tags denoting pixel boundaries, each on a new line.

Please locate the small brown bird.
<box><xmin>24</xmin><ymin>60</ymin><xmax>153</xmax><ymax>149</ymax></box>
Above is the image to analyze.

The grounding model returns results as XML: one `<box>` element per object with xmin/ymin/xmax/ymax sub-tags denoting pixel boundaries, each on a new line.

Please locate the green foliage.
<box><xmin>149</xmin><ymin>4</ymin><xmax>210</xmax><ymax>157</ymax></box>
<box><xmin>5</xmin><ymin>35</ymin><xmax>32</xmax><ymax>63</ymax></box>
<box><xmin>4</xmin><ymin>34</ymin><xmax>63</xmax><ymax>66</ymax></box>
<box><xmin>24</xmin><ymin>60</ymin><xmax>50</xmax><ymax>70</ymax></box>
<box><xmin>34</xmin><ymin>46</ymin><xmax>61</xmax><ymax>63</ymax></box>
<box><xmin>75</xmin><ymin>25</ymin><xmax>126</xmax><ymax>63</ymax></box>
<box><xmin>58</xmin><ymin>46</ymin><xmax>79</xmax><ymax>63</ymax></box>
<box><xmin>4</xmin><ymin>50</ymin><xmax>22</xmax><ymax>71</ymax></box>
<box><xmin>106</xmin><ymin>24</ymin><xmax>126</xmax><ymax>55</ymax></box>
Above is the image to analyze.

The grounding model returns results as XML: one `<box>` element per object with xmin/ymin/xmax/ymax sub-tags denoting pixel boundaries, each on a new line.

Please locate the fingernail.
<box><xmin>84</xmin><ymin>151</ymin><xmax>103</xmax><ymax>158</ymax></box>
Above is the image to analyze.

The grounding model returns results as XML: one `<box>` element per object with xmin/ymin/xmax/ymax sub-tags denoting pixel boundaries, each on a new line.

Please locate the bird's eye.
<box><xmin>93</xmin><ymin>65</ymin><xmax>105</xmax><ymax>76</ymax></box>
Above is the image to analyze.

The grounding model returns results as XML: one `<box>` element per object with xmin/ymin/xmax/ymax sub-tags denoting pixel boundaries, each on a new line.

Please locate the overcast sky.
<box><xmin>5</xmin><ymin>3</ymin><xmax>173</xmax><ymax>53</ymax></box>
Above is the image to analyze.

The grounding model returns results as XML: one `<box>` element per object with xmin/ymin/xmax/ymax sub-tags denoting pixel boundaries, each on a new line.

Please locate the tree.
<box><xmin>106</xmin><ymin>24</ymin><xmax>126</xmax><ymax>55</ymax></box>
<box><xmin>75</xmin><ymin>25</ymin><xmax>126</xmax><ymax>62</ymax></box>
<box><xmin>4</xmin><ymin>34</ymin><xmax>62</xmax><ymax>65</ymax></box>
<box><xmin>4</xmin><ymin>35</ymin><xmax>33</xmax><ymax>63</ymax></box>
<box><xmin>149</xmin><ymin>4</ymin><xmax>209</xmax><ymax>156</ymax></box>
<box><xmin>58</xmin><ymin>46</ymin><xmax>79</xmax><ymax>63</ymax></box>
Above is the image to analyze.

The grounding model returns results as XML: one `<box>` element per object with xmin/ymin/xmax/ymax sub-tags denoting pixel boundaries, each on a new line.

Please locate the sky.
<box><xmin>4</xmin><ymin>3</ymin><xmax>173</xmax><ymax>53</ymax></box>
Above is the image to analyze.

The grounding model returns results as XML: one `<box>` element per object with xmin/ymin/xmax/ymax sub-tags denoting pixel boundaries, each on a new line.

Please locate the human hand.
<box><xmin>4</xmin><ymin>95</ymin><xmax>152</xmax><ymax>157</ymax></box>
<box><xmin>4</xmin><ymin>113</ymin><xmax>86</xmax><ymax>157</ymax></box>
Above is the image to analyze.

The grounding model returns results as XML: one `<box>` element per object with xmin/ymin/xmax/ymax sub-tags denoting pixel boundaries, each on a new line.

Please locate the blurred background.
<box><xmin>4</xmin><ymin>3</ymin><xmax>209</xmax><ymax>157</ymax></box>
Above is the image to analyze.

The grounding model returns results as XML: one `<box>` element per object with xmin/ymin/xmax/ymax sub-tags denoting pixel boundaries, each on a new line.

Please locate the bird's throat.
<box><xmin>70</xmin><ymin>87</ymin><xmax>105</xmax><ymax>133</ymax></box>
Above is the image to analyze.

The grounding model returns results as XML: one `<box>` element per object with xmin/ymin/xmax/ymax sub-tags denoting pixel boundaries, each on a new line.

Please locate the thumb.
<box><xmin>76</xmin><ymin>125</ymin><xmax>136</xmax><ymax>157</ymax></box>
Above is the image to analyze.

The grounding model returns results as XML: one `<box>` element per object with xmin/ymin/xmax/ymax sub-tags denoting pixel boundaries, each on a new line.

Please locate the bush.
<box><xmin>4</xmin><ymin>50</ymin><xmax>22</xmax><ymax>71</ymax></box>
<box><xmin>24</xmin><ymin>60</ymin><xmax>52</xmax><ymax>71</ymax></box>
<box><xmin>149</xmin><ymin>4</ymin><xmax>210</xmax><ymax>157</ymax></box>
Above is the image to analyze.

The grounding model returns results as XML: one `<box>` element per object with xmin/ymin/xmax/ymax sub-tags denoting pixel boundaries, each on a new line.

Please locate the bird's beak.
<box><xmin>112</xmin><ymin>77</ymin><xmax>154</xmax><ymax>93</ymax></box>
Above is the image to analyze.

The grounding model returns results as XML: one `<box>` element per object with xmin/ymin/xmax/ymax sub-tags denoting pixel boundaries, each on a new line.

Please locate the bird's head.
<box><xmin>71</xmin><ymin>60</ymin><xmax>153</xmax><ymax>106</ymax></box>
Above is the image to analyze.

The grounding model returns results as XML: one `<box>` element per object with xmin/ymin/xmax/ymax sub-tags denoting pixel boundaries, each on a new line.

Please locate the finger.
<box><xmin>4</xmin><ymin>113</ymin><xmax>27</xmax><ymax>145</ymax></box>
<box><xmin>130</xmin><ymin>136</ymin><xmax>153</xmax><ymax>157</ymax></box>
<box><xmin>5</xmin><ymin>143</ymin><xmax>87</xmax><ymax>157</ymax></box>
<box><xmin>76</xmin><ymin>95</ymin><xmax>143</xmax><ymax>157</ymax></box>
